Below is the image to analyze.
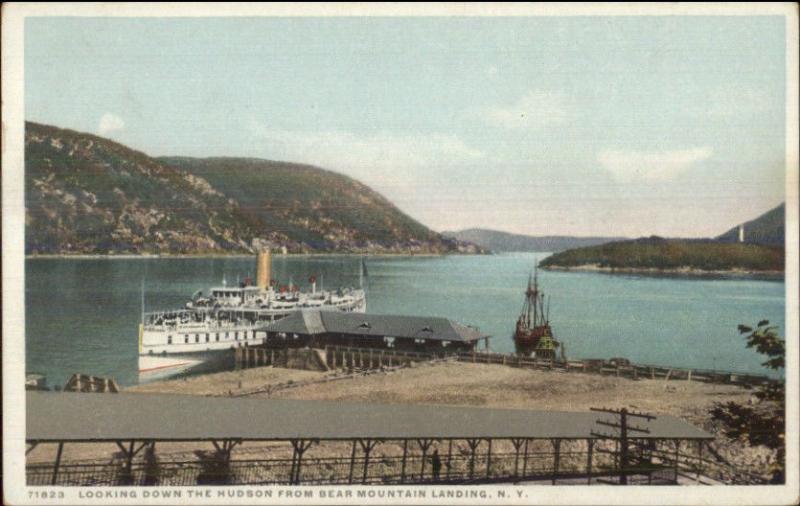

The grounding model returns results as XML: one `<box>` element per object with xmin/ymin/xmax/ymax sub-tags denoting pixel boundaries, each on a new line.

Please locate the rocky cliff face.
<box><xmin>25</xmin><ymin>122</ymin><xmax>482</xmax><ymax>255</ymax></box>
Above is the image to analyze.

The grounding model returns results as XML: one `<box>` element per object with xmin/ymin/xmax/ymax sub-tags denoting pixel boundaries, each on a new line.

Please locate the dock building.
<box><xmin>261</xmin><ymin>310</ymin><xmax>490</xmax><ymax>353</ymax></box>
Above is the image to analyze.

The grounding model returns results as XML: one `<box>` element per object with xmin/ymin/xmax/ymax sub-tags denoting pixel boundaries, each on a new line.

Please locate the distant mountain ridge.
<box><xmin>24</xmin><ymin>122</ymin><xmax>482</xmax><ymax>255</ymax></box>
<box><xmin>716</xmin><ymin>203</ymin><xmax>785</xmax><ymax>246</ymax></box>
<box><xmin>443</xmin><ymin>228</ymin><xmax>625</xmax><ymax>252</ymax></box>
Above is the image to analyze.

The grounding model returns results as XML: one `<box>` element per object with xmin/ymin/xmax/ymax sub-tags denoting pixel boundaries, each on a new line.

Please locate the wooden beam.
<box><xmin>348</xmin><ymin>440</ymin><xmax>357</xmax><ymax>485</ymax></box>
<box><xmin>486</xmin><ymin>439</ymin><xmax>492</xmax><ymax>479</ymax></box>
<box><xmin>522</xmin><ymin>439</ymin><xmax>529</xmax><ymax>477</ymax></box>
<box><xmin>445</xmin><ymin>440</ymin><xmax>453</xmax><ymax>481</ymax></box>
<box><xmin>125</xmin><ymin>440</ymin><xmax>136</xmax><ymax>479</ymax></box>
<box><xmin>417</xmin><ymin>439</ymin><xmax>433</xmax><ymax>481</ymax></box>
<box><xmin>400</xmin><ymin>440</ymin><xmax>408</xmax><ymax>484</ymax></box>
<box><xmin>552</xmin><ymin>439</ymin><xmax>561</xmax><ymax>485</ymax></box>
<box><xmin>586</xmin><ymin>439</ymin><xmax>594</xmax><ymax>485</ymax></box>
<box><xmin>51</xmin><ymin>442</ymin><xmax>64</xmax><ymax>486</ymax></box>
<box><xmin>288</xmin><ymin>441</ymin><xmax>298</xmax><ymax>485</ymax></box>
<box><xmin>511</xmin><ymin>439</ymin><xmax>524</xmax><ymax>478</ymax></box>
<box><xmin>466</xmin><ymin>439</ymin><xmax>481</xmax><ymax>480</ymax></box>
<box><xmin>359</xmin><ymin>439</ymin><xmax>379</xmax><ymax>484</ymax></box>
<box><xmin>696</xmin><ymin>440</ymin><xmax>704</xmax><ymax>483</ymax></box>
<box><xmin>26</xmin><ymin>442</ymin><xmax>39</xmax><ymax>456</ymax></box>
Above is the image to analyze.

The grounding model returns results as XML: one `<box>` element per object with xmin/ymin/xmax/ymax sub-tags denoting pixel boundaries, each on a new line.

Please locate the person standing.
<box><xmin>431</xmin><ymin>449</ymin><xmax>442</xmax><ymax>482</ymax></box>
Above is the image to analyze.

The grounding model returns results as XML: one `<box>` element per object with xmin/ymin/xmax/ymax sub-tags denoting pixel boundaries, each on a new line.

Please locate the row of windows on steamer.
<box><xmin>166</xmin><ymin>330</ymin><xmax>267</xmax><ymax>345</ymax></box>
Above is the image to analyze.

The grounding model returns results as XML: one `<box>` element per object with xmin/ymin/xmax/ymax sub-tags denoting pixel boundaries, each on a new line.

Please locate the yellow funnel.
<box><xmin>257</xmin><ymin>250</ymin><xmax>271</xmax><ymax>291</ymax></box>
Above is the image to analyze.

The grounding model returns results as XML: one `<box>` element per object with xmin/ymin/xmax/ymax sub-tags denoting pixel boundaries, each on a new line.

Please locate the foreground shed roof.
<box><xmin>265</xmin><ymin>310</ymin><xmax>489</xmax><ymax>343</ymax></box>
<box><xmin>27</xmin><ymin>392</ymin><xmax>712</xmax><ymax>442</ymax></box>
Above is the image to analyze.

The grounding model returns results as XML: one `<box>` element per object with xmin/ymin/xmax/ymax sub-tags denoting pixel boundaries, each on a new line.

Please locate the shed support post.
<box><xmin>51</xmin><ymin>442</ymin><xmax>64</xmax><ymax>486</ymax></box>
<box><xmin>126</xmin><ymin>440</ymin><xmax>135</xmax><ymax>480</ymax></box>
<box><xmin>417</xmin><ymin>439</ymin><xmax>432</xmax><ymax>481</ymax></box>
<box><xmin>586</xmin><ymin>439</ymin><xmax>594</xmax><ymax>485</ymax></box>
<box><xmin>446</xmin><ymin>440</ymin><xmax>453</xmax><ymax>481</ymax></box>
<box><xmin>359</xmin><ymin>439</ymin><xmax>379</xmax><ymax>484</ymax></box>
<box><xmin>511</xmin><ymin>439</ymin><xmax>524</xmax><ymax>478</ymax></box>
<box><xmin>522</xmin><ymin>439</ymin><xmax>529</xmax><ymax>477</ymax></box>
<box><xmin>486</xmin><ymin>439</ymin><xmax>492</xmax><ymax>479</ymax></box>
<box><xmin>400</xmin><ymin>440</ymin><xmax>408</xmax><ymax>484</ymax></box>
<box><xmin>466</xmin><ymin>439</ymin><xmax>480</xmax><ymax>480</ymax></box>
<box><xmin>696</xmin><ymin>441</ymin><xmax>704</xmax><ymax>483</ymax></box>
<box><xmin>289</xmin><ymin>442</ymin><xmax>298</xmax><ymax>485</ymax></box>
<box><xmin>552</xmin><ymin>439</ymin><xmax>561</xmax><ymax>485</ymax></box>
<box><xmin>290</xmin><ymin>439</ymin><xmax>314</xmax><ymax>484</ymax></box>
<box><xmin>348</xmin><ymin>440</ymin><xmax>357</xmax><ymax>484</ymax></box>
<box><xmin>673</xmin><ymin>440</ymin><xmax>681</xmax><ymax>483</ymax></box>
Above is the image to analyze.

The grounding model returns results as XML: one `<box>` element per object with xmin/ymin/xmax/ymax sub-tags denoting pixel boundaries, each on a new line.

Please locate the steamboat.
<box><xmin>138</xmin><ymin>250</ymin><xmax>366</xmax><ymax>379</ymax></box>
<box><xmin>513</xmin><ymin>266</ymin><xmax>561</xmax><ymax>360</ymax></box>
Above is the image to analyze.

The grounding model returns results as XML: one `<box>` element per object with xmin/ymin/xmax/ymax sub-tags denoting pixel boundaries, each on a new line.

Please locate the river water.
<box><xmin>25</xmin><ymin>253</ymin><xmax>785</xmax><ymax>386</ymax></box>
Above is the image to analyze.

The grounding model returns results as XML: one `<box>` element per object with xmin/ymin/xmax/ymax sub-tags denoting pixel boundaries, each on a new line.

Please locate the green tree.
<box><xmin>710</xmin><ymin>320</ymin><xmax>785</xmax><ymax>483</ymax></box>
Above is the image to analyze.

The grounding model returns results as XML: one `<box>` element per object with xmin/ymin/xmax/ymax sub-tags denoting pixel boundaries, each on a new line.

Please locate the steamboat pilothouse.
<box><xmin>138</xmin><ymin>250</ymin><xmax>366</xmax><ymax>379</ymax></box>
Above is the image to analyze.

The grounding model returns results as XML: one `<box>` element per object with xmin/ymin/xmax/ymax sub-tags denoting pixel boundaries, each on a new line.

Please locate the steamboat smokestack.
<box><xmin>257</xmin><ymin>249</ymin><xmax>271</xmax><ymax>291</ymax></box>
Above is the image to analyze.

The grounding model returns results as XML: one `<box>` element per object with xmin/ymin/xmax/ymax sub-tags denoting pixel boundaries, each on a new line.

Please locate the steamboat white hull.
<box><xmin>138</xmin><ymin>355</ymin><xmax>204</xmax><ymax>381</ymax></box>
<box><xmin>137</xmin><ymin>249</ymin><xmax>367</xmax><ymax>378</ymax></box>
<box><xmin>138</xmin><ymin>297</ymin><xmax>366</xmax><ymax>357</ymax></box>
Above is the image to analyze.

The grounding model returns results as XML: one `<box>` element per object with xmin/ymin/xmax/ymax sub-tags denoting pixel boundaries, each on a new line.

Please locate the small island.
<box><xmin>539</xmin><ymin>236</ymin><xmax>784</xmax><ymax>275</ymax></box>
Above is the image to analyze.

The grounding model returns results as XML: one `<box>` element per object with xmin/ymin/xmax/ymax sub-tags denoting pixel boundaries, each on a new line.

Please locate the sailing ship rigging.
<box><xmin>513</xmin><ymin>265</ymin><xmax>562</xmax><ymax>360</ymax></box>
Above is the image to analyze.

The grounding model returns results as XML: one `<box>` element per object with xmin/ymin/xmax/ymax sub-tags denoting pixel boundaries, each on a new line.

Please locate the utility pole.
<box><xmin>590</xmin><ymin>407</ymin><xmax>655</xmax><ymax>485</ymax></box>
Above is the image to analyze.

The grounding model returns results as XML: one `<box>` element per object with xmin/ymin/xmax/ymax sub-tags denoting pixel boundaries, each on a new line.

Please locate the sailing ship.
<box><xmin>138</xmin><ymin>251</ymin><xmax>367</xmax><ymax>379</ymax></box>
<box><xmin>513</xmin><ymin>266</ymin><xmax>561</xmax><ymax>359</ymax></box>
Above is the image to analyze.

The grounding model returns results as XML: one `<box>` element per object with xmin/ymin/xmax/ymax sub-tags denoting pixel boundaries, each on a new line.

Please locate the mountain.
<box><xmin>716</xmin><ymin>203</ymin><xmax>785</xmax><ymax>246</ymax></box>
<box><xmin>158</xmin><ymin>157</ymin><xmax>475</xmax><ymax>253</ymax></box>
<box><xmin>442</xmin><ymin>228</ymin><xmax>624</xmax><ymax>252</ymax></box>
<box><xmin>24</xmin><ymin>122</ymin><xmax>482</xmax><ymax>255</ymax></box>
<box><xmin>540</xmin><ymin>236</ymin><xmax>784</xmax><ymax>272</ymax></box>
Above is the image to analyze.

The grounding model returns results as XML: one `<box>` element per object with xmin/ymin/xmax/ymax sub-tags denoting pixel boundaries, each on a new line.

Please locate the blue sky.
<box><xmin>25</xmin><ymin>16</ymin><xmax>786</xmax><ymax>237</ymax></box>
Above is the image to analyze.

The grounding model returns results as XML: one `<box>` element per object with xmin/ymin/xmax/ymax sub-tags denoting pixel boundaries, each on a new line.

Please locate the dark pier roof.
<box><xmin>27</xmin><ymin>392</ymin><xmax>712</xmax><ymax>442</ymax></box>
<box><xmin>264</xmin><ymin>310</ymin><xmax>489</xmax><ymax>343</ymax></box>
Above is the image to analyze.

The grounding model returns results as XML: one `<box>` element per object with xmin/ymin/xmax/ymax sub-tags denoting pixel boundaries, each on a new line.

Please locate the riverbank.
<box><xmin>543</xmin><ymin>264</ymin><xmax>784</xmax><ymax>279</ymax></box>
<box><xmin>24</xmin><ymin>252</ymin><xmax>474</xmax><ymax>260</ymax></box>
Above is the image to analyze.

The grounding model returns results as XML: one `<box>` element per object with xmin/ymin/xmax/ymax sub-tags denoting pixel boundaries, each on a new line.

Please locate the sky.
<box><xmin>25</xmin><ymin>16</ymin><xmax>787</xmax><ymax>238</ymax></box>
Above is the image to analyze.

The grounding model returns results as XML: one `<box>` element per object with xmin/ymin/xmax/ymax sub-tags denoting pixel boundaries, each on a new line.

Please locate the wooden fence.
<box><xmin>233</xmin><ymin>344</ymin><xmax>774</xmax><ymax>388</ymax></box>
<box><xmin>454</xmin><ymin>352</ymin><xmax>774</xmax><ymax>387</ymax></box>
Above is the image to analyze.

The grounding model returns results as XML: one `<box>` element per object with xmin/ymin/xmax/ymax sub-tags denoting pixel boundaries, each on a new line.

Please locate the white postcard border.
<box><xmin>3</xmin><ymin>3</ymin><xmax>799</xmax><ymax>505</ymax></box>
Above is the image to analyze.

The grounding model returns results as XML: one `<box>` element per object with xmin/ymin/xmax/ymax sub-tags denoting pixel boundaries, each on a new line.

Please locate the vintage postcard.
<box><xmin>2</xmin><ymin>3</ymin><xmax>799</xmax><ymax>505</ymax></box>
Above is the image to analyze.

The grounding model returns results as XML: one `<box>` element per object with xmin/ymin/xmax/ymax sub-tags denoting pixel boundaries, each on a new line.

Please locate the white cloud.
<box><xmin>481</xmin><ymin>90</ymin><xmax>571</xmax><ymax>129</ymax></box>
<box><xmin>247</xmin><ymin>120</ymin><xmax>483</xmax><ymax>172</ymax></box>
<box><xmin>97</xmin><ymin>113</ymin><xmax>125</xmax><ymax>136</ymax></box>
<box><xmin>597</xmin><ymin>147</ymin><xmax>713</xmax><ymax>182</ymax></box>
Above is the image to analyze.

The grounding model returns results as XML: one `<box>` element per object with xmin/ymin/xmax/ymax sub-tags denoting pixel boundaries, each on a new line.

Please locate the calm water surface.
<box><xmin>26</xmin><ymin>254</ymin><xmax>785</xmax><ymax>386</ymax></box>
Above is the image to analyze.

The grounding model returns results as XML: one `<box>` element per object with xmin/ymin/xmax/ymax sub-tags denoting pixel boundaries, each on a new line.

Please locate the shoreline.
<box><xmin>24</xmin><ymin>252</ymin><xmax>472</xmax><ymax>260</ymax></box>
<box><xmin>542</xmin><ymin>264</ymin><xmax>784</xmax><ymax>279</ymax></box>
